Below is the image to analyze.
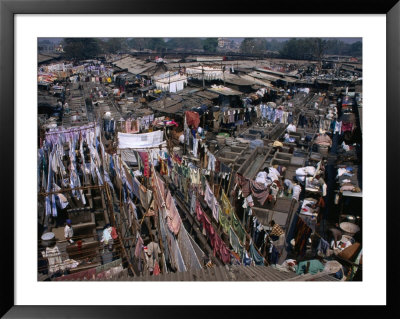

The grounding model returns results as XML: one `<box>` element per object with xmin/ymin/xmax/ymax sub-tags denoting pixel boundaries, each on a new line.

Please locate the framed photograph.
<box><xmin>1</xmin><ymin>0</ymin><xmax>398</xmax><ymax>317</ymax></box>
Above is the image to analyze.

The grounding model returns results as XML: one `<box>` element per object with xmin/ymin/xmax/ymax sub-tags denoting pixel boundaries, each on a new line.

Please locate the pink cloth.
<box><xmin>249</xmin><ymin>181</ymin><xmax>270</xmax><ymax>206</ymax></box>
<box><xmin>315</xmin><ymin>134</ymin><xmax>332</xmax><ymax>146</ymax></box>
<box><xmin>152</xmin><ymin>174</ymin><xmax>166</xmax><ymax>214</ymax></box>
<box><xmin>237</xmin><ymin>173</ymin><xmax>270</xmax><ymax>205</ymax></box>
<box><xmin>340</xmin><ymin>185</ymin><xmax>355</xmax><ymax>192</ymax></box>
<box><xmin>135</xmin><ymin>235</ymin><xmax>144</xmax><ymax>258</ymax></box>
<box><xmin>165</xmin><ymin>191</ymin><xmax>181</xmax><ymax>235</ymax></box>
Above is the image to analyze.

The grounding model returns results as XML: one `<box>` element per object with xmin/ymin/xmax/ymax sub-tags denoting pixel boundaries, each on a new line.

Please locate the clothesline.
<box><xmin>45</xmin><ymin>123</ymin><xmax>97</xmax><ymax>135</ymax></box>
<box><xmin>38</xmin><ymin>184</ymin><xmax>106</xmax><ymax>196</ymax></box>
<box><xmin>116</xmin><ymin>142</ymin><xmax>167</xmax><ymax>151</ymax></box>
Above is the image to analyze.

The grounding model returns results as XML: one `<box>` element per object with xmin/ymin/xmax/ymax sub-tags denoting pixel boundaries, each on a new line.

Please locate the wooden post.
<box><xmin>154</xmin><ymin>208</ymin><xmax>165</xmax><ymax>274</ymax></box>
<box><xmin>105</xmin><ymin>184</ymin><xmax>137</xmax><ymax>276</ymax></box>
<box><xmin>202</xmin><ymin>66</ymin><xmax>205</xmax><ymax>89</ymax></box>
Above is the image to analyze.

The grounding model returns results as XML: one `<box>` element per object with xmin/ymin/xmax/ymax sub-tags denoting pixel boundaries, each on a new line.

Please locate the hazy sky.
<box><xmin>39</xmin><ymin>37</ymin><xmax>362</xmax><ymax>44</ymax></box>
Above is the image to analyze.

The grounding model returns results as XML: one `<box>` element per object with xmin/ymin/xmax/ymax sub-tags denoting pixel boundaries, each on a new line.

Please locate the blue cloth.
<box><xmin>317</xmin><ymin>238</ymin><xmax>329</xmax><ymax>255</ymax></box>
<box><xmin>132</xmin><ymin>178</ymin><xmax>140</xmax><ymax>200</ymax></box>
<box><xmin>261</xmin><ymin>105</ymin><xmax>267</xmax><ymax>118</ymax></box>
<box><xmin>268</xmin><ymin>245</ymin><xmax>279</xmax><ymax>265</ymax></box>
<box><xmin>243</xmin><ymin>254</ymin><xmax>252</xmax><ymax>266</ymax></box>
<box><xmin>250</xmin><ymin>243</ymin><xmax>264</xmax><ymax>266</ymax></box>
<box><xmin>334</xmin><ymin>269</ymin><xmax>344</xmax><ymax>279</ymax></box>
<box><xmin>288</xmin><ymin>112</ymin><xmax>293</xmax><ymax>124</ymax></box>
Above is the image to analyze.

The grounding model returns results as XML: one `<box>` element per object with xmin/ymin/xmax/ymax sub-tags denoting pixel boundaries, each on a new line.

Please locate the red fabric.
<box><xmin>196</xmin><ymin>201</ymin><xmax>230</xmax><ymax>264</ymax></box>
<box><xmin>173</xmin><ymin>154</ymin><xmax>182</xmax><ymax>165</ymax></box>
<box><xmin>138</xmin><ymin>152</ymin><xmax>150</xmax><ymax>177</ymax></box>
<box><xmin>111</xmin><ymin>227</ymin><xmax>118</xmax><ymax>240</ymax></box>
<box><xmin>153</xmin><ymin>262</ymin><xmax>160</xmax><ymax>276</ymax></box>
<box><xmin>342</xmin><ymin>122</ymin><xmax>353</xmax><ymax>132</ymax></box>
<box><xmin>185</xmin><ymin>111</ymin><xmax>200</xmax><ymax>129</ymax></box>
<box><xmin>215</xmin><ymin>160</ymin><xmax>220</xmax><ymax>173</ymax></box>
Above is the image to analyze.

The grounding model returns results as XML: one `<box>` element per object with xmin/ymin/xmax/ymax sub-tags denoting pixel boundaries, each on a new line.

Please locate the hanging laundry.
<box><xmin>229</xmin><ymin>227</ymin><xmax>244</xmax><ymax>258</ymax></box>
<box><xmin>138</xmin><ymin>152</ymin><xmax>150</xmax><ymax>177</ymax></box>
<box><xmin>221</xmin><ymin>189</ymin><xmax>232</xmax><ymax>216</ymax></box>
<box><xmin>204</xmin><ymin>182</ymin><xmax>220</xmax><ymax>221</ymax></box>
<box><xmin>249</xmin><ymin>180</ymin><xmax>270</xmax><ymax>206</ymax></box>
<box><xmin>232</xmin><ymin>212</ymin><xmax>246</xmax><ymax>244</ymax></box>
<box><xmin>219</xmin><ymin>207</ymin><xmax>230</xmax><ymax>234</ymax></box>
<box><xmin>250</xmin><ymin>243</ymin><xmax>265</xmax><ymax>266</ymax></box>
<box><xmin>165</xmin><ymin>191</ymin><xmax>181</xmax><ymax>235</ymax></box>
<box><xmin>317</xmin><ymin>237</ymin><xmax>330</xmax><ymax>256</ymax></box>
<box><xmin>185</xmin><ymin>111</ymin><xmax>200</xmax><ymax>129</ymax></box>
<box><xmin>293</xmin><ymin>217</ymin><xmax>312</xmax><ymax>256</ymax></box>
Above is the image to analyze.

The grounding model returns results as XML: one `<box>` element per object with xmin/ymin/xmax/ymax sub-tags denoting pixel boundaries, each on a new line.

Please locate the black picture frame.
<box><xmin>1</xmin><ymin>0</ymin><xmax>398</xmax><ymax>317</ymax></box>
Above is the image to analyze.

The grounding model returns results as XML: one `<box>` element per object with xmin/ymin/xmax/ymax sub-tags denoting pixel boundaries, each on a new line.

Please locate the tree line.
<box><xmin>60</xmin><ymin>38</ymin><xmax>219</xmax><ymax>60</ymax></box>
<box><xmin>58</xmin><ymin>37</ymin><xmax>361</xmax><ymax>61</ymax></box>
<box><xmin>239</xmin><ymin>38</ymin><xmax>361</xmax><ymax>59</ymax></box>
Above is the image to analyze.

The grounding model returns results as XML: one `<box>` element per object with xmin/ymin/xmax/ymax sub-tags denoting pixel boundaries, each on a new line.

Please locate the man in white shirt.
<box><xmin>287</xmin><ymin>123</ymin><xmax>296</xmax><ymax>133</ymax></box>
<box><xmin>268</xmin><ymin>166</ymin><xmax>281</xmax><ymax>183</ymax></box>
<box><xmin>64</xmin><ymin>219</ymin><xmax>74</xmax><ymax>244</ymax></box>
<box><xmin>255</xmin><ymin>167</ymin><xmax>271</xmax><ymax>187</ymax></box>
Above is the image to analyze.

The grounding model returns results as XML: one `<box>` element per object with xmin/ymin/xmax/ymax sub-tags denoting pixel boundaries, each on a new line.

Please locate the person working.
<box><xmin>287</xmin><ymin>123</ymin><xmax>296</xmax><ymax>133</ymax></box>
<box><xmin>269</xmin><ymin>220</ymin><xmax>284</xmax><ymax>241</ymax></box>
<box><xmin>64</xmin><ymin>219</ymin><xmax>74</xmax><ymax>244</ymax></box>
<box><xmin>255</xmin><ymin>167</ymin><xmax>270</xmax><ymax>187</ymax></box>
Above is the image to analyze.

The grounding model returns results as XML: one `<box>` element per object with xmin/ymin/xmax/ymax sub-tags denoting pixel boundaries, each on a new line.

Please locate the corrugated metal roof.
<box><xmin>224</xmin><ymin>75</ymin><xmax>255</xmax><ymax>86</ymax></box>
<box><xmin>55</xmin><ymin>264</ymin><xmax>339</xmax><ymax>282</ymax></box>
<box><xmin>284</xmin><ymin>271</ymin><xmax>340</xmax><ymax>281</ymax></box>
<box><xmin>113</xmin><ymin>56</ymin><xmax>156</xmax><ymax>75</ymax></box>
<box><xmin>195</xmin><ymin>90</ymin><xmax>220</xmax><ymax>100</ymax></box>
<box><xmin>38</xmin><ymin>53</ymin><xmax>61</xmax><ymax>64</ymax></box>
<box><xmin>124</xmin><ymin>265</ymin><xmax>298</xmax><ymax>281</ymax></box>
<box><xmin>207</xmin><ymin>86</ymin><xmax>243</xmax><ymax>96</ymax></box>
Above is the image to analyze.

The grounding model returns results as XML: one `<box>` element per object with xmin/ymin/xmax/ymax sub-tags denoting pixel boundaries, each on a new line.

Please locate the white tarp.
<box><xmin>118</xmin><ymin>130</ymin><xmax>164</xmax><ymax>149</ymax></box>
<box><xmin>298</xmin><ymin>88</ymin><xmax>310</xmax><ymax>94</ymax></box>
